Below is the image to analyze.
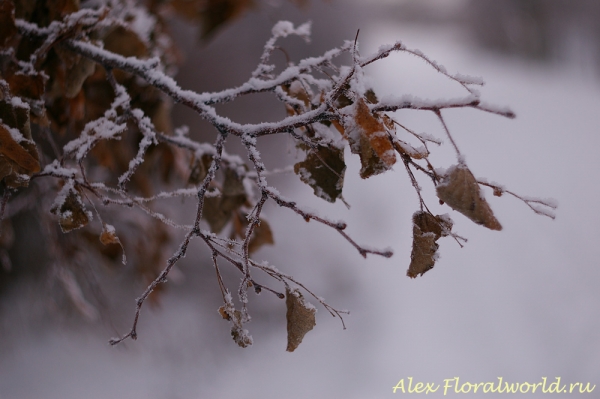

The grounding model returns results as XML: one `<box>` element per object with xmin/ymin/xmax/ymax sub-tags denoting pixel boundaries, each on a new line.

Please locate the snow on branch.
<box><xmin>5</xmin><ymin>5</ymin><xmax>555</xmax><ymax>352</ymax></box>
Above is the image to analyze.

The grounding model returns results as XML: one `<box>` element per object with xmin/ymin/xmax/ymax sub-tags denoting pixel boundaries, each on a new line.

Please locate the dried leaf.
<box><xmin>393</xmin><ymin>139</ymin><xmax>429</xmax><ymax>160</ymax></box>
<box><xmin>294</xmin><ymin>145</ymin><xmax>346</xmax><ymax>203</ymax></box>
<box><xmin>0</xmin><ymin>99</ymin><xmax>32</xmax><ymax>138</ymax></box>
<box><xmin>188</xmin><ymin>154</ymin><xmax>213</xmax><ymax>185</ymax></box>
<box><xmin>220</xmin><ymin>166</ymin><xmax>247</xmax><ymax>212</ymax></box>
<box><xmin>283</xmin><ymin>81</ymin><xmax>311</xmax><ymax>115</ymax></box>
<box><xmin>219</xmin><ymin>302</ymin><xmax>253</xmax><ymax>348</ymax></box>
<box><xmin>364</xmin><ymin>88</ymin><xmax>378</xmax><ymax>104</ymax></box>
<box><xmin>103</xmin><ymin>26</ymin><xmax>147</xmax><ymax>82</ymax></box>
<box><xmin>202</xmin><ymin>166</ymin><xmax>248</xmax><ymax>233</ymax></box>
<box><xmin>248</xmin><ymin>218</ymin><xmax>274</xmax><ymax>253</ymax></box>
<box><xmin>231</xmin><ymin>323</ymin><xmax>253</xmax><ymax>348</ymax></box>
<box><xmin>346</xmin><ymin>97</ymin><xmax>396</xmax><ymax>179</ymax></box>
<box><xmin>203</xmin><ymin>195</ymin><xmax>231</xmax><ymax>233</ymax></box>
<box><xmin>436</xmin><ymin>164</ymin><xmax>502</xmax><ymax>230</ymax></box>
<box><xmin>65</xmin><ymin>55</ymin><xmax>96</xmax><ymax>98</ymax></box>
<box><xmin>0</xmin><ymin>122</ymin><xmax>39</xmax><ymax>174</ymax></box>
<box><xmin>51</xmin><ymin>184</ymin><xmax>92</xmax><ymax>233</ymax></box>
<box><xmin>100</xmin><ymin>223</ymin><xmax>121</xmax><ymax>245</ymax></box>
<box><xmin>0</xmin><ymin>0</ymin><xmax>17</xmax><ymax>48</ymax></box>
<box><xmin>407</xmin><ymin>211</ymin><xmax>452</xmax><ymax>278</ymax></box>
<box><xmin>7</xmin><ymin>72</ymin><xmax>45</xmax><ymax>100</ymax></box>
<box><xmin>230</xmin><ymin>212</ymin><xmax>274</xmax><ymax>254</ymax></box>
<box><xmin>0</xmin><ymin>101</ymin><xmax>40</xmax><ymax>187</ymax></box>
<box><xmin>286</xmin><ymin>287</ymin><xmax>316</xmax><ymax>352</ymax></box>
<box><xmin>218</xmin><ymin>305</ymin><xmax>230</xmax><ymax>320</ymax></box>
<box><xmin>103</xmin><ymin>26</ymin><xmax>147</xmax><ymax>59</ymax></box>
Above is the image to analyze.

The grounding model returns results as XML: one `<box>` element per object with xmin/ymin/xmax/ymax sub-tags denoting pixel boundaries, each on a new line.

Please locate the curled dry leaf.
<box><xmin>285</xmin><ymin>287</ymin><xmax>316</xmax><ymax>352</ymax></box>
<box><xmin>346</xmin><ymin>97</ymin><xmax>396</xmax><ymax>179</ymax></box>
<box><xmin>218</xmin><ymin>304</ymin><xmax>253</xmax><ymax>348</ymax></box>
<box><xmin>51</xmin><ymin>183</ymin><xmax>92</xmax><ymax>233</ymax></box>
<box><xmin>407</xmin><ymin>211</ymin><xmax>453</xmax><ymax>278</ymax></box>
<box><xmin>436</xmin><ymin>164</ymin><xmax>502</xmax><ymax>231</ymax></box>
<box><xmin>294</xmin><ymin>145</ymin><xmax>346</xmax><ymax>203</ymax></box>
<box><xmin>0</xmin><ymin>122</ymin><xmax>40</xmax><ymax>174</ymax></box>
<box><xmin>100</xmin><ymin>224</ymin><xmax>121</xmax><ymax>245</ymax></box>
<box><xmin>100</xmin><ymin>223</ymin><xmax>127</xmax><ymax>265</ymax></box>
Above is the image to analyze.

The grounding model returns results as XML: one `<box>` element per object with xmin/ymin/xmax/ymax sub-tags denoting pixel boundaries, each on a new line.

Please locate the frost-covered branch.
<box><xmin>1</xmin><ymin>1</ymin><xmax>556</xmax><ymax>352</ymax></box>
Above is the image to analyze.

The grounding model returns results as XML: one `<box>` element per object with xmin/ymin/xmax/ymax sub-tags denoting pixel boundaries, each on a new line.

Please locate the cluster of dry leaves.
<box><xmin>0</xmin><ymin>0</ymin><xmax>556</xmax><ymax>352</ymax></box>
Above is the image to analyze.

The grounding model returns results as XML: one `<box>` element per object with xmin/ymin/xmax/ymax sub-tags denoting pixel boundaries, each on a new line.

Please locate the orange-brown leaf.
<box><xmin>51</xmin><ymin>190</ymin><xmax>91</xmax><ymax>233</ymax></box>
<box><xmin>348</xmin><ymin>97</ymin><xmax>396</xmax><ymax>178</ymax></box>
<box><xmin>354</xmin><ymin>98</ymin><xmax>395</xmax><ymax>165</ymax></box>
<box><xmin>0</xmin><ymin>122</ymin><xmax>40</xmax><ymax>174</ymax></box>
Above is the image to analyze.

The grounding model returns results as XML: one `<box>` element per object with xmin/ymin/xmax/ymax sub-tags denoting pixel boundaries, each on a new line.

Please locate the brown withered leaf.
<box><xmin>364</xmin><ymin>88</ymin><xmax>378</xmax><ymax>104</ymax></box>
<box><xmin>407</xmin><ymin>211</ymin><xmax>452</xmax><ymax>278</ymax></box>
<box><xmin>104</xmin><ymin>26</ymin><xmax>147</xmax><ymax>59</ymax></box>
<box><xmin>436</xmin><ymin>164</ymin><xmax>502</xmax><ymax>230</ymax></box>
<box><xmin>231</xmin><ymin>212</ymin><xmax>274</xmax><ymax>254</ymax></box>
<box><xmin>346</xmin><ymin>97</ymin><xmax>396</xmax><ymax>179</ymax></box>
<box><xmin>202</xmin><ymin>166</ymin><xmax>248</xmax><ymax>233</ymax></box>
<box><xmin>188</xmin><ymin>154</ymin><xmax>213</xmax><ymax>185</ymax></box>
<box><xmin>203</xmin><ymin>194</ymin><xmax>231</xmax><ymax>233</ymax></box>
<box><xmin>51</xmin><ymin>188</ymin><xmax>92</xmax><ymax>233</ymax></box>
<box><xmin>218</xmin><ymin>304</ymin><xmax>253</xmax><ymax>347</ymax></box>
<box><xmin>103</xmin><ymin>26</ymin><xmax>147</xmax><ymax>82</ymax></box>
<box><xmin>65</xmin><ymin>55</ymin><xmax>96</xmax><ymax>98</ymax></box>
<box><xmin>218</xmin><ymin>305</ymin><xmax>230</xmax><ymax>320</ymax></box>
<box><xmin>99</xmin><ymin>223</ymin><xmax>128</xmax><ymax>266</ymax></box>
<box><xmin>248</xmin><ymin>218</ymin><xmax>273</xmax><ymax>254</ymax></box>
<box><xmin>282</xmin><ymin>81</ymin><xmax>311</xmax><ymax>116</ymax></box>
<box><xmin>220</xmin><ymin>166</ymin><xmax>247</xmax><ymax>212</ymax></box>
<box><xmin>231</xmin><ymin>321</ymin><xmax>253</xmax><ymax>347</ymax></box>
<box><xmin>100</xmin><ymin>223</ymin><xmax>121</xmax><ymax>245</ymax></box>
<box><xmin>392</xmin><ymin>139</ymin><xmax>429</xmax><ymax>160</ymax></box>
<box><xmin>0</xmin><ymin>0</ymin><xmax>17</xmax><ymax>48</ymax></box>
<box><xmin>286</xmin><ymin>287</ymin><xmax>316</xmax><ymax>352</ymax></box>
<box><xmin>0</xmin><ymin>99</ymin><xmax>32</xmax><ymax>138</ymax></box>
<box><xmin>6</xmin><ymin>72</ymin><xmax>45</xmax><ymax>100</ymax></box>
<box><xmin>0</xmin><ymin>121</ymin><xmax>40</xmax><ymax>188</ymax></box>
<box><xmin>294</xmin><ymin>145</ymin><xmax>346</xmax><ymax>203</ymax></box>
<box><xmin>0</xmin><ymin>121</ymin><xmax>40</xmax><ymax>175</ymax></box>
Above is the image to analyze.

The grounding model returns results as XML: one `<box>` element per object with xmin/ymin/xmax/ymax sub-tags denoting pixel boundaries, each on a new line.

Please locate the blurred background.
<box><xmin>1</xmin><ymin>0</ymin><xmax>599</xmax><ymax>397</ymax></box>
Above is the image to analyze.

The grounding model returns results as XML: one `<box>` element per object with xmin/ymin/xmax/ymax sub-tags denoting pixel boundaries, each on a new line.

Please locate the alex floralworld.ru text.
<box><xmin>392</xmin><ymin>377</ymin><xmax>596</xmax><ymax>395</ymax></box>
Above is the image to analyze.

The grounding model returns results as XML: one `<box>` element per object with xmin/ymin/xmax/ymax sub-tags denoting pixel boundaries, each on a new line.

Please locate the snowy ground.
<box><xmin>1</xmin><ymin>4</ymin><xmax>599</xmax><ymax>399</ymax></box>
